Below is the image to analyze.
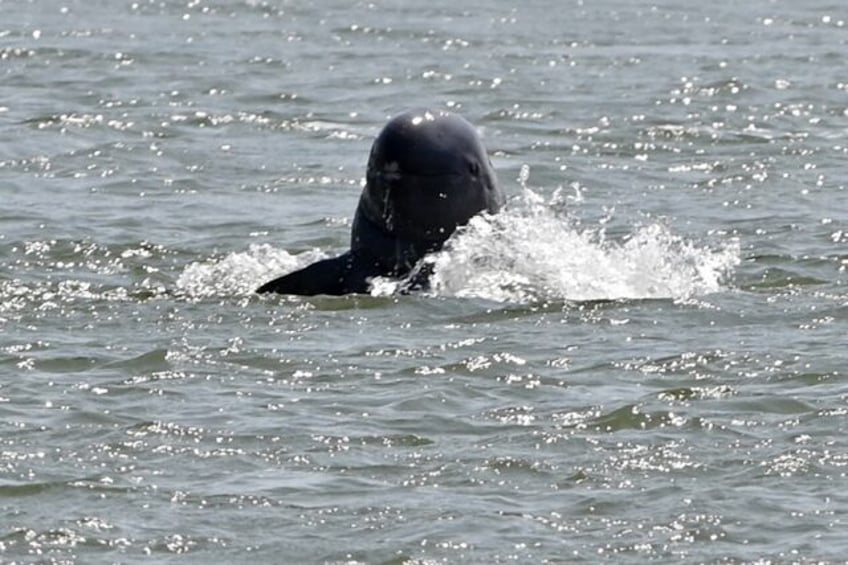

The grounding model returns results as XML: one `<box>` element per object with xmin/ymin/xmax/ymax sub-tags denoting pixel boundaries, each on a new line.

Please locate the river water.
<box><xmin>2</xmin><ymin>0</ymin><xmax>846</xmax><ymax>562</ymax></box>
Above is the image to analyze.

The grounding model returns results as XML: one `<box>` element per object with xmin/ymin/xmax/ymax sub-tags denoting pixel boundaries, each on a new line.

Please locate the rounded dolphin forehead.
<box><xmin>368</xmin><ymin>109</ymin><xmax>487</xmax><ymax>175</ymax></box>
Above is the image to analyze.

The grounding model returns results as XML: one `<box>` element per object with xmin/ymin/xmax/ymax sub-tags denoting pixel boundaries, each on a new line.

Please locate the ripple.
<box><xmin>2</xmin><ymin>0</ymin><xmax>847</xmax><ymax>562</ymax></box>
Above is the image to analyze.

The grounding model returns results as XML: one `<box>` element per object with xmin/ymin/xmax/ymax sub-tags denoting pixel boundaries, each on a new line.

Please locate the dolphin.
<box><xmin>256</xmin><ymin>109</ymin><xmax>503</xmax><ymax>295</ymax></box>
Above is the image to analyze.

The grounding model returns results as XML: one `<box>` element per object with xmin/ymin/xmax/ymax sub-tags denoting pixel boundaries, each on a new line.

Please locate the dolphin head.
<box><xmin>354</xmin><ymin>109</ymin><xmax>503</xmax><ymax>256</ymax></box>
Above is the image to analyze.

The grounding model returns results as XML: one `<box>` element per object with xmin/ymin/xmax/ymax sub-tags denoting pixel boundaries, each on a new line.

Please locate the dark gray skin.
<box><xmin>256</xmin><ymin>109</ymin><xmax>504</xmax><ymax>295</ymax></box>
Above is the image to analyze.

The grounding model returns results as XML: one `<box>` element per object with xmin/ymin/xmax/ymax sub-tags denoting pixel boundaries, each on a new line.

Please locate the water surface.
<box><xmin>2</xmin><ymin>0</ymin><xmax>847</xmax><ymax>562</ymax></box>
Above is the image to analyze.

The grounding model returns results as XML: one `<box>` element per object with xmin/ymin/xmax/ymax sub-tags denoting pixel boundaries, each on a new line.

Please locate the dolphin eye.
<box><xmin>468</xmin><ymin>161</ymin><xmax>480</xmax><ymax>177</ymax></box>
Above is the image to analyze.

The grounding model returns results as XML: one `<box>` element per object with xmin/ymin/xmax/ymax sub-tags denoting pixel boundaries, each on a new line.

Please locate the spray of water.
<box><xmin>418</xmin><ymin>188</ymin><xmax>739</xmax><ymax>303</ymax></box>
<box><xmin>176</xmin><ymin>244</ymin><xmax>326</xmax><ymax>298</ymax></box>
<box><xmin>177</xmin><ymin>186</ymin><xmax>739</xmax><ymax>303</ymax></box>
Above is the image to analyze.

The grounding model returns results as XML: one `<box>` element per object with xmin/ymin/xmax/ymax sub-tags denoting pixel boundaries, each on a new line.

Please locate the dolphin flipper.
<box><xmin>256</xmin><ymin>252</ymin><xmax>368</xmax><ymax>296</ymax></box>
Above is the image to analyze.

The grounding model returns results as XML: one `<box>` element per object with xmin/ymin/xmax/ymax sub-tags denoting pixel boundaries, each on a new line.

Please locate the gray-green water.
<box><xmin>2</xmin><ymin>0</ymin><xmax>846</xmax><ymax>562</ymax></box>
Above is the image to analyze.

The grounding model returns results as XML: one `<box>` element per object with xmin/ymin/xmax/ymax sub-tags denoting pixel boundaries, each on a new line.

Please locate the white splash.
<box><xmin>421</xmin><ymin>189</ymin><xmax>740</xmax><ymax>303</ymax></box>
<box><xmin>176</xmin><ymin>243</ymin><xmax>327</xmax><ymax>298</ymax></box>
<box><xmin>176</xmin><ymin>191</ymin><xmax>739</xmax><ymax>302</ymax></box>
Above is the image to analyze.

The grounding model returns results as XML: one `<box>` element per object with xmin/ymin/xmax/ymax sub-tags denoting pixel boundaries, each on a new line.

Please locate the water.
<box><xmin>1</xmin><ymin>0</ymin><xmax>846</xmax><ymax>562</ymax></box>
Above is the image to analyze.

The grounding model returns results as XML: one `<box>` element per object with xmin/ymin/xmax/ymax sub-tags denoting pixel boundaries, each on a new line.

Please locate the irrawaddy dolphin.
<box><xmin>256</xmin><ymin>109</ymin><xmax>504</xmax><ymax>295</ymax></box>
